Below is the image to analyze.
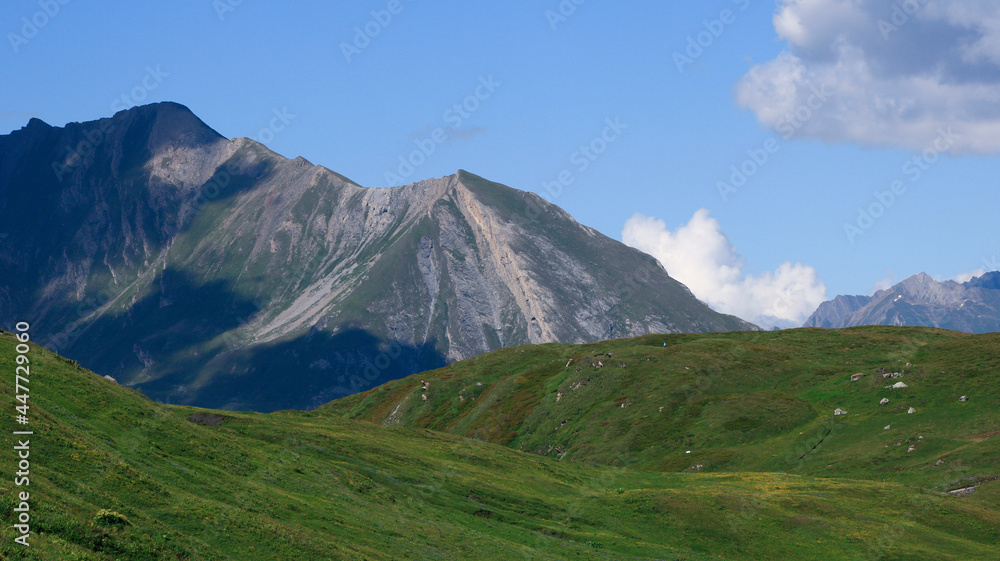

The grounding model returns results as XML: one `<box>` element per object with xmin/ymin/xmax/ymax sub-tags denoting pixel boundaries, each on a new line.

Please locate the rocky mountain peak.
<box><xmin>893</xmin><ymin>272</ymin><xmax>963</xmax><ymax>306</ymax></box>
<box><xmin>966</xmin><ymin>271</ymin><xmax>1000</xmax><ymax>290</ymax></box>
<box><xmin>805</xmin><ymin>270</ymin><xmax>1000</xmax><ymax>333</ymax></box>
<box><xmin>0</xmin><ymin>102</ymin><xmax>756</xmax><ymax>411</ymax></box>
<box><xmin>24</xmin><ymin>116</ymin><xmax>51</xmax><ymax>130</ymax></box>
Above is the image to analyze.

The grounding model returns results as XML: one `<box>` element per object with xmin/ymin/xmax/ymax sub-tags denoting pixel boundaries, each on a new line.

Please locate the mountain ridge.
<box><xmin>804</xmin><ymin>271</ymin><xmax>1000</xmax><ymax>333</ymax></box>
<box><xmin>0</xmin><ymin>102</ymin><xmax>756</xmax><ymax>411</ymax></box>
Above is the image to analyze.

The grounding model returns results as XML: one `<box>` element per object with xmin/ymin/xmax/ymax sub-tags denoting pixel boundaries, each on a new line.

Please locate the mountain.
<box><xmin>4</xmin><ymin>328</ymin><xmax>998</xmax><ymax>559</ymax></box>
<box><xmin>803</xmin><ymin>272</ymin><xmax>1000</xmax><ymax>333</ymax></box>
<box><xmin>0</xmin><ymin>102</ymin><xmax>755</xmax><ymax>411</ymax></box>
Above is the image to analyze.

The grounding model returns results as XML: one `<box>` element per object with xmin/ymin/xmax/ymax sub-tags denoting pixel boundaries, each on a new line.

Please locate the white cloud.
<box><xmin>738</xmin><ymin>0</ymin><xmax>1000</xmax><ymax>154</ymax></box>
<box><xmin>947</xmin><ymin>269</ymin><xmax>986</xmax><ymax>283</ymax></box>
<box><xmin>622</xmin><ymin>209</ymin><xmax>827</xmax><ymax>328</ymax></box>
<box><xmin>872</xmin><ymin>271</ymin><xmax>896</xmax><ymax>293</ymax></box>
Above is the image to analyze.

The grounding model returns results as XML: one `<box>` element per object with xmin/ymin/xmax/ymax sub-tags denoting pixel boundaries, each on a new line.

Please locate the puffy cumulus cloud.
<box><xmin>944</xmin><ymin>268</ymin><xmax>986</xmax><ymax>283</ymax></box>
<box><xmin>622</xmin><ymin>209</ymin><xmax>827</xmax><ymax>328</ymax></box>
<box><xmin>737</xmin><ymin>0</ymin><xmax>1000</xmax><ymax>154</ymax></box>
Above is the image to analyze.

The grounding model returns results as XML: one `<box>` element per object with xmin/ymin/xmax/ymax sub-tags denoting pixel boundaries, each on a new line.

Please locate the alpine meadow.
<box><xmin>3</xmin><ymin>1</ymin><xmax>1000</xmax><ymax>559</ymax></box>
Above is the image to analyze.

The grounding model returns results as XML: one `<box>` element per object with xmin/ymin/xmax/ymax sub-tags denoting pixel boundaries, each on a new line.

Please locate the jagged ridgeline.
<box><xmin>2</xmin><ymin>329</ymin><xmax>999</xmax><ymax>559</ymax></box>
<box><xmin>805</xmin><ymin>272</ymin><xmax>1000</xmax><ymax>333</ymax></box>
<box><xmin>0</xmin><ymin>102</ymin><xmax>755</xmax><ymax>411</ymax></box>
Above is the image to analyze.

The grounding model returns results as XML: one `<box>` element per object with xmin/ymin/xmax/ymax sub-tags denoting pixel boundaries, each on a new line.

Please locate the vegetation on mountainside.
<box><xmin>327</xmin><ymin>327</ymin><xmax>1000</xmax><ymax>490</ymax></box>
<box><xmin>0</xmin><ymin>327</ymin><xmax>997</xmax><ymax>559</ymax></box>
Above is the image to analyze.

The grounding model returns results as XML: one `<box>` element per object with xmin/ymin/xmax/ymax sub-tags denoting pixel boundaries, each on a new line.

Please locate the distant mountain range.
<box><xmin>804</xmin><ymin>271</ymin><xmax>1000</xmax><ymax>333</ymax></box>
<box><xmin>0</xmin><ymin>102</ymin><xmax>755</xmax><ymax>411</ymax></box>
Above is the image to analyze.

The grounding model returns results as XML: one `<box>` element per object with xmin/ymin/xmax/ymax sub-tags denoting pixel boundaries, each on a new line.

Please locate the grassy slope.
<box><xmin>326</xmin><ymin>327</ymin><xmax>1000</xmax><ymax>488</ymax></box>
<box><xmin>0</xmin><ymin>328</ymin><xmax>996</xmax><ymax>560</ymax></box>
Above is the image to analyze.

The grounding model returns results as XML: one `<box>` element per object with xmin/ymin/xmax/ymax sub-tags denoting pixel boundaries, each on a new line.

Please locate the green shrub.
<box><xmin>93</xmin><ymin>509</ymin><xmax>131</xmax><ymax>528</ymax></box>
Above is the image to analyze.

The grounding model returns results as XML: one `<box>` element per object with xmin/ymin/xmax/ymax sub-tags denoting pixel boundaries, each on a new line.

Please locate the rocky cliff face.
<box><xmin>803</xmin><ymin>272</ymin><xmax>1000</xmax><ymax>333</ymax></box>
<box><xmin>0</xmin><ymin>102</ymin><xmax>756</xmax><ymax>411</ymax></box>
<box><xmin>803</xmin><ymin>295</ymin><xmax>873</xmax><ymax>329</ymax></box>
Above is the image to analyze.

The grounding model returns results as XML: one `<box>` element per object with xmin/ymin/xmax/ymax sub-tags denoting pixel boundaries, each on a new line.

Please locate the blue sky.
<box><xmin>3</xmin><ymin>0</ymin><xmax>999</xmax><ymax>327</ymax></box>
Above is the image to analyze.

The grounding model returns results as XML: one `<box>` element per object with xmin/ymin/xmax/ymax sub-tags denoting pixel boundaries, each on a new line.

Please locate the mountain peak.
<box><xmin>113</xmin><ymin>100</ymin><xmax>192</xmax><ymax>116</ymax></box>
<box><xmin>109</xmin><ymin>101</ymin><xmax>218</xmax><ymax>128</ymax></box>
<box><xmin>113</xmin><ymin>101</ymin><xmax>225</xmax><ymax>148</ymax></box>
<box><xmin>0</xmin><ymin>104</ymin><xmax>756</xmax><ymax>411</ymax></box>
<box><xmin>965</xmin><ymin>270</ymin><xmax>1000</xmax><ymax>290</ymax></box>
<box><xmin>24</xmin><ymin>117</ymin><xmax>51</xmax><ymax>130</ymax></box>
<box><xmin>900</xmin><ymin>271</ymin><xmax>935</xmax><ymax>286</ymax></box>
<box><xmin>805</xmin><ymin>271</ymin><xmax>1000</xmax><ymax>333</ymax></box>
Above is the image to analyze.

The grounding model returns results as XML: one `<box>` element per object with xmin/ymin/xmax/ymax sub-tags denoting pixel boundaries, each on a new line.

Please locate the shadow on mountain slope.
<box><xmin>51</xmin><ymin>267</ymin><xmax>447</xmax><ymax>411</ymax></box>
<box><xmin>163</xmin><ymin>327</ymin><xmax>448</xmax><ymax>412</ymax></box>
<box><xmin>52</xmin><ymin>268</ymin><xmax>261</xmax><ymax>385</ymax></box>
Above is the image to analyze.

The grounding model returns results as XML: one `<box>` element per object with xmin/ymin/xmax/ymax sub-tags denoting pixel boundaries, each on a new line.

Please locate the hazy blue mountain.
<box><xmin>0</xmin><ymin>102</ymin><xmax>756</xmax><ymax>411</ymax></box>
<box><xmin>804</xmin><ymin>272</ymin><xmax>1000</xmax><ymax>333</ymax></box>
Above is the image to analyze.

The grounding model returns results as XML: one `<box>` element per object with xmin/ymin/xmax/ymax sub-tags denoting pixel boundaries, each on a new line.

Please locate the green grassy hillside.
<box><xmin>326</xmin><ymin>327</ymin><xmax>1000</xmax><ymax>490</ymax></box>
<box><xmin>1</xmin><ymin>327</ymin><xmax>998</xmax><ymax>559</ymax></box>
